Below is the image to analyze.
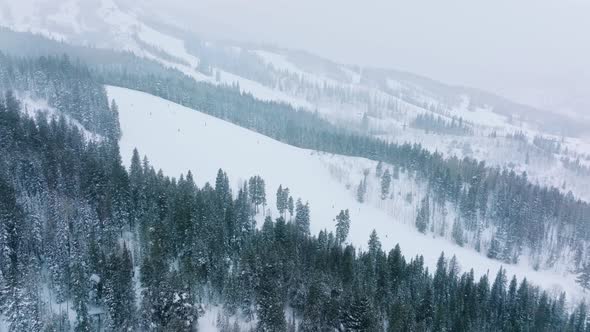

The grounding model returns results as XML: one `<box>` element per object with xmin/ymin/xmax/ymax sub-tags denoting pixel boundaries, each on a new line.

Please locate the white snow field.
<box><xmin>107</xmin><ymin>86</ymin><xmax>584</xmax><ymax>305</ymax></box>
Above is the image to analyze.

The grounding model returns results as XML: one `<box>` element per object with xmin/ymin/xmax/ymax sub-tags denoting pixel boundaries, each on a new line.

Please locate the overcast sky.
<box><xmin>136</xmin><ymin>0</ymin><xmax>590</xmax><ymax>116</ymax></box>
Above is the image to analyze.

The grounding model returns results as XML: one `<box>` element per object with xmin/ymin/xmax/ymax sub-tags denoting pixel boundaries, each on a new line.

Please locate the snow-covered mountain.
<box><xmin>2</xmin><ymin>0</ymin><xmax>589</xmax><ymax>203</ymax></box>
<box><xmin>2</xmin><ymin>2</ymin><xmax>590</xmax><ymax>329</ymax></box>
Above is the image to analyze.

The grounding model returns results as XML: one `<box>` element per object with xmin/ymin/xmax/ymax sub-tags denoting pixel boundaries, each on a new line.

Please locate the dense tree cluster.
<box><xmin>0</xmin><ymin>90</ymin><xmax>130</xmax><ymax>330</ymax></box>
<box><xmin>562</xmin><ymin>157</ymin><xmax>590</xmax><ymax>177</ymax></box>
<box><xmin>411</xmin><ymin>113</ymin><xmax>473</xmax><ymax>136</ymax></box>
<box><xmin>0</xmin><ymin>53</ymin><xmax>120</xmax><ymax>139</ymax></box>
<box><xmin>533</xmin><ymin>135</ymin><xmax>562</xmax><ymax>154</ymax></box>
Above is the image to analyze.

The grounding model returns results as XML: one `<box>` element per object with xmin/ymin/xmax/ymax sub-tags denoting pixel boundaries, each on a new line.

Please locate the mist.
<box><xmin>128</xmin><ymin>0</ymin><xmax>590</xmax><ymax>119</ymax></box>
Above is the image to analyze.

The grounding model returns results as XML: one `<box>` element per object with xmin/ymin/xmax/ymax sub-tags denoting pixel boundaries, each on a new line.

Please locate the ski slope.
<box><xmin>107</xmin><ymin>85</ymin><xmax>585</xmax><ymax>304</ymax></box>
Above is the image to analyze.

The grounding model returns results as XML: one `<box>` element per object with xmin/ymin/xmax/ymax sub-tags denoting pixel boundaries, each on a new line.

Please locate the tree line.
<box><xmin>95</xmin><ymin>57</ymin><xmax>590</xmax><ymax>273</ymax></box>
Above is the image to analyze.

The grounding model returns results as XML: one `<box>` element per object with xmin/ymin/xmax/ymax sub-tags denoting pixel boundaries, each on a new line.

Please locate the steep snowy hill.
<box><xmin>107</xmin><ymin>85</ymin><xmax>584</xmax><ymax>304</ymax></box>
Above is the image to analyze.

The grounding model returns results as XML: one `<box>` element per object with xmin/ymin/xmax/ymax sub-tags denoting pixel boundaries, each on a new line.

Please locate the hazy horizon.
<box><xmin>127</xmin><ymin>0</ymin><xmax>590</xmax><ymax>119</ymax></box>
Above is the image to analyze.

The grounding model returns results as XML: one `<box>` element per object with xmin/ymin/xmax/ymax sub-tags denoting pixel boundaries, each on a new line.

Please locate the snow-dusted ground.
<box><xmin>197</xmin><ymin>304</ymin><xmax>256</xmax><ymax>332</ymax></box>
<box><xmin>108</xmin><ymin>85</ymin><xmax>585</xmax><ymax>306</ymax></box>
<box><xmin>0</xmin><ymin>316</ymin><xmax>6</xmax><ymax>332</ymax></box>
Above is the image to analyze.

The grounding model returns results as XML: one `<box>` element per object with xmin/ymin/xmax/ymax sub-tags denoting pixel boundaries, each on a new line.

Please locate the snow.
<box><xmin>451</xmin><ymin>96</ymin><xmax>510</xmax><ymax>128</ymax></box>
<box><xmin>0</xmin><ymin>316</ymin><xmax>6</xmax><ymax>332</ymax></box>
<box><xmin>0</xmin><ymin>0</ymin><xmax>68</xmax><ymax>40</ymax></box>
<box><xmin>108</xmin><ymin>85</ymin><xmax>586</xmax><ymax>305</ymax></box>
<box><xmin>136</xmin><ymin>26</ymin><xmax>197</xmax><ymax>66</ymax></box>
<box><xmin>198</xmin><ymin>303</ymin><xmax>256</xmax><ymax>331</ymax></box>
<box><xmin>217</xmin><ymin>70</ymin><xmax>314</xmax><ymax>110</ymax></box>
<box><xmin>254</xmin><ymin>49</ymin><xmax>339</xmax><ymax>87</ymax></box>
<box><xmin>46</xmin><ymin>0</ymin><xmax>84</xmax><ymax>34</ymax></box>
<box><xmin>341</xmin><ymin>66</ymin><xmax>362</xmax><ymax>85</ymax></box>
<box><xmin>89</xmin><ymin>273</ymin><xmax>101</xmax><ymax>284</ymax></box>
<box><xmin>254</xmin><ymin>50</ymin><xmax>306</xmax><ymax>77</ymax></box>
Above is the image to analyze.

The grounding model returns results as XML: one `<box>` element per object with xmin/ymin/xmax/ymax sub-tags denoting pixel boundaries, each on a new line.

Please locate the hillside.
<box><xmin>0</xmin><ymin>2</ymin><xmax>589</xmax><ymax>330</ymax></box>
<box><xmin>0</xmin><ymin>0</ymin><xmax>590</xmax><ymax>332</ymax></box>
<box><xmin>0</xmin><ymin>82</ymin><xmax>582</xmax><ymax>330</ymax></box>
<box><xmin>108</xmin><ymin>85</ymin><xmax>583</xmax><ymax>302</ymax></box>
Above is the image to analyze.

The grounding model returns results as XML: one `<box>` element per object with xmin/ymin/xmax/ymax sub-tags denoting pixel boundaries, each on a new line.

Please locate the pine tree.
<box><xmin>376</xmin><ymin>161</ymin><xmax>383</xmax><ymax>178</ymax></box>
<box><xmin>128</xmin><ymin>148</ymin><xmax>145</xmax><ymax>226</ymax></box>
<box><xmin>287</xmin><ymin>196</ymin><xmax>294</xmax><ymax>220</ymax></box>
<box><xmin>368</xmin><ymin>230</ymin><xmax>382</xmax><ymax>257</ymax></box>
<box><xmin>335</xmin><ymin>209</ymin><xmax>351</xmax><ymax>244</ymax></box>
<box><xmin>257</xmin><ymin>262</ymin><xmax>286</xmax><ymax>332</ymax></box>
<box><xmin>416</xmin><ymin>196</ymin><xmax>430</xmax><ymax>234</ymax></box>
<box><xmin>490</xmin><ymin>267</ymin><xmax>508</xmax><ymax>325</ymax></box>
<box><xmin>166</xmin><ymin>284</ymin><xmax>199</xmax><ymax>331</ymax></box>
<box><xmin>344</xmin><ymin>297</ymin><xmax>376</xmax><ymax>331</ymax></box>
<box><xmin>71</xmin><ymin>259</ymin><xmax>91</xmax><ymax>332</ymax></box>
<box><xmin>488</xmin><ymin>228</ymin><xmax>507</xmax><ymax>260</ymax></box>
<box><xmin>216</xmin><ymin>169</ymin><xmax>232</xmax><ymax>207</ymax></box>
<box><xmin>416</xmin><ymin>286</ymin><xmax>434</xmax><ymax>328</ymax></box>
<box><xmin>576</xmin><ymin>261</ymin><xmax>590</xmax><ymax>291</ymax></box>
<box><xmin>109</xmin><ymin>99</ymin><xmax>122</xmax><ymax>139</ymax></box>
<box><xmin>381</xmin><ymin>169</ymin><xmax>391</xmax><ymax>200</ymax></box>
<box><xmin>357</xmin><ymin>178</ymin><xmax>367</xmax><ymax>203</ymax></box>
<box><xmin>295</xmin><ymin>199</ymin><xmax>311</xmax><ymax>235</ymax></box>
<box><xmin>249</xmin><ymin>175</ymin><xmax>266</xmax><ymax>213</ymax></box>
<box><xmin>105</xmin><ymin>244</ymin><xmax>136</xmax><ymax>330</ymax></box>
<box><xmin>361</xmin><ymin>112</ymin><xmax>370</xmax><ymax>133</ymax></box>
<box><xmin>276</xmin><ymin>185</ymin><xmax>289</xmax><ymax>218</ymax></box>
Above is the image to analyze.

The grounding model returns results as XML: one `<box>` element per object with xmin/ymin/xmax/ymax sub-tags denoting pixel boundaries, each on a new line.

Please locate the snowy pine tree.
<box><xmin>295</xmin><ymin>199</ymin><xmax>311</xmax><ymax>235</ymax></box>
<box><xmin>416</xmin><ymin>197</ymin><xmax>431</xmax><ymax>234</ymax></box>
<box><xmin>335</xmin><ymin>209</ymin><xmax>351</xmax><ymax>244</ymax></box>
<box><xmin>381</xmin><ymin>169</ymin><xmax>391</xmax><ymax>200</ymax></box>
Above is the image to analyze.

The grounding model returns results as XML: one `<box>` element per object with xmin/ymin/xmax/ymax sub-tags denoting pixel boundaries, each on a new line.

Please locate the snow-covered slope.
<box><xmin>107</xmin><ymin>85</ymin><xmax>585</xmax><ymax>304</ymax></box>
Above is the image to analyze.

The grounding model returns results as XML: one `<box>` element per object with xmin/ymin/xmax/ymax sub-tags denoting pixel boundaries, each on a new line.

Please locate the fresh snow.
<box><xmin>217</xmin><ymin>70</ymin><xmax>314</xmax><ymax>110</ymax></box>
<box><xmin>254</xmin><ymin>49</ymin><xmax>340</xmax><ymax>88</ymax></box>
<box><xmin>198</xmin><ymin>303</ymin><xmax>256</xmax><ymax>332</ymax></box>
<box><xmin>108</xmin><ymin>85</ymin><xmax>585</xmax><ymax>305</ymax></box>
<box><xmin>254</xmin><ymin>50</ymin><xmax>307</xmax><ymax>77</ymax></box>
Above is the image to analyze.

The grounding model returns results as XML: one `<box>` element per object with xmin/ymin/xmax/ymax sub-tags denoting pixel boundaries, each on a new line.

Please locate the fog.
<box><xmin>127</xmin><ymin>0</ymin><xmax>590</xmax><ymax>118</ymax></box>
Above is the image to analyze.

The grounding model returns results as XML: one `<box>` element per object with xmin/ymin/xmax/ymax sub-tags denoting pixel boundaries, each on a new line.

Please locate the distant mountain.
<box><xmin>3</xmin><ymin>0</ymin><xmax>590</xmax><ymax>201</ymax></box>
<box><xmin>1</xmin><ymin>0</ymin><xmax>585</xmax><ymax>134</ymax></box>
